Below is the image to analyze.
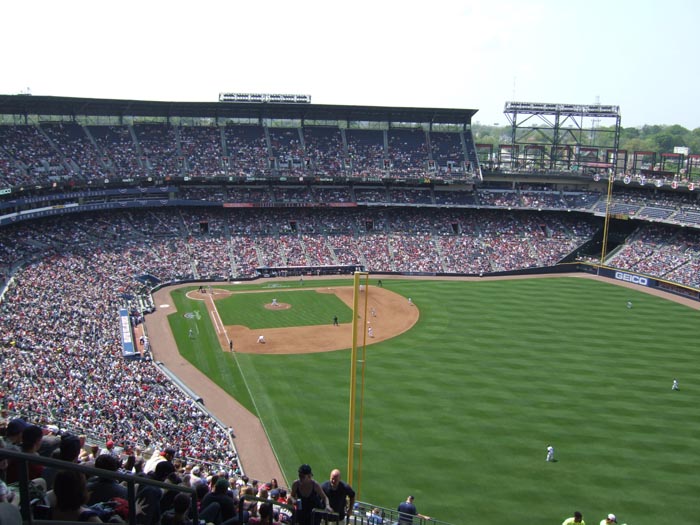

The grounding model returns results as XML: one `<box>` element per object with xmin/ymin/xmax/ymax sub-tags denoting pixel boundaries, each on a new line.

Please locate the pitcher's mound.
<box><xmin>264</xmin><ymin>302</ymin><xmax>291</xmax><ymax>310</ymax></box>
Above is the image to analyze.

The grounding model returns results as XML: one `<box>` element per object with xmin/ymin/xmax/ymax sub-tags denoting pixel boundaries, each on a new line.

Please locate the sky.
<box><xmin>2</xmin><ymin>0</ymin><xmax>699</xmax><ymax>129</ymax></box>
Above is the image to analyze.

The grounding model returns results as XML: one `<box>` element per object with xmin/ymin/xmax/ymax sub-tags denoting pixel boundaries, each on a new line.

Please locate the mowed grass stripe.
<box><xmin>171</xmin><ymin>277</ymin><xmax>700</xmax><ymax>525</ymax></box>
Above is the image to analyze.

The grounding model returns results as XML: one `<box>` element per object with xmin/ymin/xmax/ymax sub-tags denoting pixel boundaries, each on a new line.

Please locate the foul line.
<box><xmin>207</xmin><ymin>293</ymin><xmax>230</xmax><ymax>347</ymax></box>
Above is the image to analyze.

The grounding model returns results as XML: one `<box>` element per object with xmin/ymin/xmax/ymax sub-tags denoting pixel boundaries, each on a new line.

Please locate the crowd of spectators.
<box><xmin>607</xmin><ymin>224</ymin><xmax>700</xmax><ymax>288</ymax></box>
<box><xmin>387</xmin><ymin>189</ymin><xmax>433</xmax><ymax>205</ymax></box>
<box><xmin>387</xmin><ymin>129</ymin><xmax>430</xmax><ymax>178</ymax></box>
<box><xmin>0</xmin><ymin>412</ymin><xmax>300</xmax><ymax>524</ymax></box>
<box><xmin>1</xmin><ymin>203</ymin><xmax>700</xmax><ymax>523</ymax></box>
<box><xmin>41</xmin><ymin>123</ymin><xmax>110</xmax><ymax>180</ymax></box>
<box><xmin>429</xmin><ymin>131</ymin><xmax>464</xmax><ymax>170</ymax></box>
<box><xmin>89</xmin><ymin>125</ymin><xmax>147</xmax><ymax>179</ymax></box>
<box><xmin>180</xmin><ymin>126</ymin><xmax>227</xmax><ymax>178</ymax></box>
<box><xmin>303</xmin><ymin>127</ymin><xmax>345</xmax><ymax>178</ymax></box>
<box><xmin>268</xmin><ymin>128</ymin><xmax>305</xmax><ymax>177</ymax></box>
<box><xmin>3</xmin><ymin>205</ymin><xmax>700</xmax><ymax>288</ymax></box>
<box><xmin>345</xmin><ymin>129</ymin><xmax>386</xmax><ymax>179</ymax></box>
<box><xmin>0</xmin><ymin>254</ymin><xmax>235</xmax><ymax>464</ymax></box>
<box><xmin>4</xmin><ymin>121</ymin><xmax>700</xmax><ymax>193</ymax></box>
<box><xmin>353</xmin><ymin>187</ymin><xmax>388</xmax><ymax>203</ymax></box>
<box><xmin>134</xmin><ymin>124</ymin><xmax>183</xmax><ymax>179</ymax></box>
<box><xmin>0</xmin><ymin>125</ymin><xmax>68</xmax><ymax>185</ymax></box>
<box><xmin>223</xmin><ymin>126</ymin><xmax>269</xmax><ymax>178</ymax></box>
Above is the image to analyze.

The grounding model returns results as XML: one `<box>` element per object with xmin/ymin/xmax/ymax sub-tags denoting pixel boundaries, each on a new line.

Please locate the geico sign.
<box><xmin>614</xmin><ymin>272</ymin><xmax>648</xmax><ymax>286</ymax></box>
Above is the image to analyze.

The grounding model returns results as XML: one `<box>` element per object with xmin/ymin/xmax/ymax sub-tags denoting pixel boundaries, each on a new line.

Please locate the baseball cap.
<box><xmin>298</xmin><ymin>464</ymin><xmax>313</xmax><ymax>476</ymax></box>
<box><xmin>607</xmin><ymin>514</ymin><xmax>617</xmax><ymax>522</ymax></box>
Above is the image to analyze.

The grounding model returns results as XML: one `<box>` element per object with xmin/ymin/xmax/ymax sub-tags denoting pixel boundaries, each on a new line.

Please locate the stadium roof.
<box><xmin>0</xmin><ymin>95</ymin><xmax>478</xmax><ymax>125</ymax></box>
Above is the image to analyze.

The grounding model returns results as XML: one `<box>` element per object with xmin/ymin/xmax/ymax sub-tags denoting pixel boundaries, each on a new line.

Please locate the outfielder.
<box><xmin>546</xmin><ymin>445</ymin><xmax>555</xmax><ymax>462</ymax></box>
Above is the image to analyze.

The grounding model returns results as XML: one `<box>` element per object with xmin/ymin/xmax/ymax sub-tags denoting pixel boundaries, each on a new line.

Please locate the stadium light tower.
<box><xmin>503</xmin><ymin>101</ymin><xmax>621</xmax><ymax>173</ymax></box>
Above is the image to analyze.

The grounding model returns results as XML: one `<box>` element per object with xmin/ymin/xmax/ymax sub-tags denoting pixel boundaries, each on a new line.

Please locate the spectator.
<box><xmin>600</xmin><ymin>514</ymin><xmax>617</xmax><ymax>525</ymax></box>
<box><xmin>321</xmin><ymin>469</ymin><xmax>355</xmax><ymax>524</ymax></box>
<box><xmin>200</xmin><ymin>477</ymin><xmax>237</xmax><ymax>523</ymax></box>
<box><xmin>250</xmin><ymin>501</ymin><xmax>280</xmax><ymax>525</ymax></box>
<box><xmin>5</xmin><ymin>425</ymin><xmax>44</xmax><ymax>484</ymax></box>
<box><xmin>38</xmin><ymin>425</ymin><xmax>62</xmax><ymax>458</ymax></box>
<box><xmin>367</xmin><ymin>508</ymin><xmax>383</xmax><ymax>524</ymax></box>
<box><xmin>135</xmin><ymin>460</ymin><xmax>176</xmax><ymax>525</ymax></box>
<box><xmin>51</xmin><ymin>470</ymin><xmax>103</xmax><ymax>523</ymax></box>
<box><xmin>161</xmin><ymin>492</ymin><xmax>195</xmax><ymax>525</ymax></box>
<box><xmin>4</xmin><ymin>419</ymin><xmax>27</xmax><ymax>452</ymax></box>
<box><xmin>87</xmin><ymin>454</ymin><xmax>128</xmax><ymax>505</ymax></box>
<box><xmin>100</xmin><ymin>440</ymin><xmax>117</xmax><ymax>457</ymax></box>
<box><xmin>562</xmin><ymin>511</ymin><xmax>585</xmax><ymax>525</ymax></box>
<box><xmin>290</xmin><ymin>464</ymin><xmax>332</xmax><ymax>525</ymax></box>
<box><xmin>42</xmin><ymin>433</ymin><xmax>83</xmax><ymax>490</ymax></box>
<box><xmin>397</xmin><ymin>496</ymin><xmax>430</xmax><ymax>525</ymax></box>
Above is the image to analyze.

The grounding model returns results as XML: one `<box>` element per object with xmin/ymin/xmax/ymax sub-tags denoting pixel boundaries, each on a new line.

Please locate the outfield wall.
<box><xmin>577</xmin><ymin>263</ymin><xmax>700</xmax><ymax>302</ymax></box>
<box><xmin>149</xmin><ymin>263</ymin><xmax>700</xmax><ymax>309</ymax></box>
<box><xmin>374</xmin><ymin>262</ymin><xmax>700</xmax><ymax>303</ymax></box>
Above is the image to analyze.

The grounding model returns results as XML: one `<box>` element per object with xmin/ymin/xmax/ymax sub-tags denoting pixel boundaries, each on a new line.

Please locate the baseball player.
<box><xmin>546</xmin><ymin>445</ymin><xmax>555</xmax><ymax>462</ymax></box>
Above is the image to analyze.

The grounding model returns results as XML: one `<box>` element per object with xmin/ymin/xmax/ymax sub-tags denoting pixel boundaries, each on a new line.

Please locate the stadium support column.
<box><xmin>348</xmin><ymin>271</ymin><xmax>369</xmax><ymax>498</ymax></box>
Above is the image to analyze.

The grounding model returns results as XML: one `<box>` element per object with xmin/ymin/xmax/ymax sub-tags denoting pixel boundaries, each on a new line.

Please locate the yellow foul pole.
<box><xmin>599</xmin><ymin>172</ymin><xmax>615</xmax><ymax>273</ymax></box>
<box><xmin>347</xmin><ymin>271</ymin><xmax>368</xmax><ymax>495</ymax></box>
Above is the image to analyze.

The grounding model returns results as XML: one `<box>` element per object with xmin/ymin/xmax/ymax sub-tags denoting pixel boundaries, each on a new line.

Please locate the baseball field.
<box><xmin>149</xmin><ymin>275</ymin><xmax>700</xmax><ymax>525</ymax></box>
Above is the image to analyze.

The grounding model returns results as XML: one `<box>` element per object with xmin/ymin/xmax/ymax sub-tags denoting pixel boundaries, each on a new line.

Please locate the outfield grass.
<box><xmin>168</xmin><ymin>277</ymin><xmax>700</xmax><ymax>525</ymax></box>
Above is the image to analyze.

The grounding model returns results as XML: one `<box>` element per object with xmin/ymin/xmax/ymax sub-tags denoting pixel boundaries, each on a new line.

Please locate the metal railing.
<box><xmin>0</xmin><ymin>448</ymin><xmax>197</xmax><ymax>525</ymax></box>
<box><xmin>351</xmin><ymin>500</ymin><xmax>453</xmax><ymax>525</ymax></box>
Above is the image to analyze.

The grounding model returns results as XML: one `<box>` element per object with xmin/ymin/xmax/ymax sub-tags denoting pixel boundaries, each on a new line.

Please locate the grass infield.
<box><xmin>167</xmin><ymin>277</ymin><xmax>699</xmax><ymax>525</ymax></box>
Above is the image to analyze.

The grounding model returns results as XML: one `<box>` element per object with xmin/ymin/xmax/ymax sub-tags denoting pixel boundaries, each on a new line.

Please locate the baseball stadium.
<box><xmin>0</xmin><ymin>94</ymin><xmax>699</xmax><ymax>525</ymax></box>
